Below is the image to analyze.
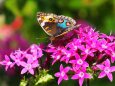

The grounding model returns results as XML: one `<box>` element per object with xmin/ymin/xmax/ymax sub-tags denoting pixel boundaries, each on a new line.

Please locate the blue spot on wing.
<box><xmin>57</xmin><ymin>20</ymin><xmax>68</xmax><ymax>29</ymax></box>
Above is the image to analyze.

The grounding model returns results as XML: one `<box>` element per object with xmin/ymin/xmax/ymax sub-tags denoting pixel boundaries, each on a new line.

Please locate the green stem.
<box><xmin>86</xmin><ymin>79</ymin><xmax>90</xmax><ymax>86</ymax></box>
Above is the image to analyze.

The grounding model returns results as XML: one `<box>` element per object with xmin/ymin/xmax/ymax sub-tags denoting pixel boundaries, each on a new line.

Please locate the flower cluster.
<box><xmin>46</xmin><ymin>26</ymin><xmax>115</xmax><ymax>86</ymax></box>
<box><xmin>0</xmin><ymin>23</ymin><xmax>115</xmax><ymax>86</ymax></box>
<box><xmin>0</xmin><ymin>44</ymin><xmax>43</xmax><ymax>75</ymax></box>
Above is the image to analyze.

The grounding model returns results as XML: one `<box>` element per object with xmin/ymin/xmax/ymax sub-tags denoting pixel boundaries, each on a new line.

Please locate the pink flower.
<box><xmin>60</xmin><ymin>49</ymin><xmax>74</xmax><ymax>63</ymax></box>
<box><xmin>30</xmin><ymin>44</ymin><xmax>43</xmax><ymax>58</ymax></box>
<box><xmin>98</xmin><ymin>39</ymin><xmax>113</xmax><ymax>52</ymax></box>
<box><xmin>80</xmin><ymin>45</ymin><xmax>96</xmax><ymax>59</ymax></box>
<box><xmin>66</xmin><ymin>38</ymin><xmax>82</xmax><ymax>51</ymax></box>
<box><xmin>10</xmin><ymin>49</ymin><xmax>24</xmax><ymax>66</ymax></box>
<box><xmin>69</xmin><ymin>53</ymin><xmax>89</xmax><ymax>69</ymax></box>
<box><xmin>97</xmin><ymin>59</ymin><xmax>115</xmax><ymax>82</ymax></box>
<box><xmin>55</xmin><ymin>64</ymin><xmax>70</xmax><ymax>85</ymax></box>
<box><xmin>48</xmin><ymin>46</ymin><xmax>65</xmax><ymax>65</ymax></box>
<box><xmin>21</xmin><ymin>59</ymin><xmax>39</xmax><ymax>75</ymax></box>
<box><xmin>0</xmin><ymin>44</ymin><xmax>43</xmax><ymax>75</ymax></box>
<box><xmin>46</xmin><ymin>25</ymin><xmax>115</xmax><ymax>85</ymax></box>
<box><xmin>71</xmin><ymin>68</ymin><xmax>92</xmax><ymax>86</ymax></box>
<box><xmin>0</xmin><ymin>55</ymin><xmax>14</xmax><ymax>71</ymax></box>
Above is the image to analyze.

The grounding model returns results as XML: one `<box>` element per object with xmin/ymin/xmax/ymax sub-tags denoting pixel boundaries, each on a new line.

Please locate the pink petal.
<box><xmin>71</xmin><ymin>74</ymin><xmax>79</xmax><ymax>79</ymax></box>
<box><xmin>27</xmin><ymin>57</ymin><xmax>33</xmax><ymax>63</ymax></box>
<box><xmin>69</xmin><ymin>60</ymin><xmax>76</xmax><ymax>64</ymax></box>
<box><xmin>79</xmin><ymin>78</ymin><xmax>84</xmax><ymax>86</ymax></box>
<box><xmin>10</xmin><ymin>63</ymin><xmax>15</xmax><ymax>68</ymax></box>
<box><xmin>32</xmin><ymin>61</ymin><xmax>39</xmax><ymax>68</ymax></box>
<box><xmin>5</xmin><ymin>55</ymin><xmax>10</xmax><ymax>61</ymax></box>
<box><xmin>85</xmin><ymin>73</ymin><xmax>92</xmax><ymax>79</ymax></box>
<box><xmin>60</xmin><ymin>64</ymin><xmax>63</xmax><ymax>71</ymax></box>
<box><xmin>26</xmin><ymin>54</ymin><xmax>33</xmax><ymax>58</ymax></box>
<box><xmin>98</xmin><ymin>71</ymin><xmax>106</xmax><ymax>78</ymax></box>
<box><xmin>96</xmin><ymin>64</ymin><xmax>104</xmax><ymax>70</ymax></box>
<box><xmin>83</xmin><ymin>62</ymin><xmax>89</xmax><ymax>67</ymax></box>
<box><xmin>82</xmin><ymin>55</ymin><xmax>87</xmax><ymax>60</ymax></box>
<box><xmin>64</xmin><ymin>67</ymin><xmax>70</xmax><ymax>73</ymax></box>
<box><xmin>5</xmin><ymin>66</ymin><xmax>8</xmax><ymax>71</ymax></box>
<box><xmin>21</xmin><ymin>68</ymin><xmax>27</xmax><ymax>74</ymax></box>
<box><xmin>110</xmin><ymin>66</ymin><xmax>115</xmax><ymax>72</ymax></box>
<box><xmin>20</xmin><ymin>61</ymin><xmax>27</xmax><ymax>67</ymax></box>
<box><xmin>58</xmin><ymin>77</ymin><xmax>63</xmax><ymax>85</ymax></box>
<box><xmin>29</xmin><ymin>69</ymin><xmax>34</xmax><ymax>75</ymax></box>
<box><xmin>75</xmin><ymin>53</ymin><xmax>80</xmax><ymax>59</ymax></box>
<box><xmin>52</xmin><ymin>59</ymin><xmax>57</xmax><ymax>65</ymax></box>
<box><xmin>107</xmin><ymin>73</ymin><xmax>113</xmax><ymax>82</ymax></box>
<box><xmin>10</xmin><ymin>54</ymin><xmax>15</xmax><ymax>60</ymax></box>
<box><xmin>105</xmin><ymin>59</ymin><xmax>110</xmax><ymax>67</ymax></box>
<box><xmin>55</xmin><ymin>72</ymin><xmax>60</xmax><ymax>77</ymax></box>
<box><xmin>63</xmin><ymin>74</ymin><xmax>68</xmax><ymax>80</ymax></box>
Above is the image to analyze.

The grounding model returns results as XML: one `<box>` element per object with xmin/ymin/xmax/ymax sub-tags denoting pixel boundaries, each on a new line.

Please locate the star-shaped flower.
<box><xmin>21</xmin><ymin>59</ymin><xmax>39</xmax><ymax>75</ymax></box>
<box><xmin>97</xmin><ymin>59</ymin><xmax>115</xmax><ymax>82</ymax></box>
<box><xmin>69</xmin><ymin>53</ymin><xmax>89</xmax><ymax>69</ymax></box>
<box><xmin>0</xmin><ymin>55</ymin><xmax>14</xmax><ymax>71</ymax></box>
<box><xmin>54</xmin><ymin>64</ymin><xmax>70</xmax><ymax>85</ymax></box>
<box><xmin>71</xmin><ymin>68</ymin><xmax>92</xmax><ymax>86</ymax></box>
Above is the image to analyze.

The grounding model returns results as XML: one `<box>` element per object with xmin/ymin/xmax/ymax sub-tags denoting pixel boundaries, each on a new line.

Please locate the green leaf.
<box><xmin>5</xmin><ymin>0</ymin><xmax>20</xmax><ymax>16</ymax></box>
<box><xmin>20</xmin><ymin>77</ymin><xmax>28</xmax><ymax>86</ymax></box>
<box><xmin>35</xmin><ymin>70</ymin><xmax>54</xmax><ymax>85</ymax></box>
<box><xmin>22</xmin><ymin>0</ymin><xmax>38</xmax><ymax>17</ymax></box>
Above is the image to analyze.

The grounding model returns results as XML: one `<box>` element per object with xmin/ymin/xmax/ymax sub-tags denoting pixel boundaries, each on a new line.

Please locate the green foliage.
<box><xmin>20</xmin><ymin>77</ymin><xmax>28</xmax><ymax>86</ymax></box>
<box><xmin>20</xmin><ymin>69</ymin><xmax>54</xmax><ymax>86</ymax></box>
<box><xmin>35</xmin><ymin>69</ymin><xmax>54</xmax><ymax>86</ymax></box>
<box><xmin>5</xmin><ymin>0</ymin><xmax>21</xmax><ymax>16</ymax></box>
<box><xmin>3</xmin><ymin>0</ymin><xmax>115</xmax><ymax>43</ymax></box>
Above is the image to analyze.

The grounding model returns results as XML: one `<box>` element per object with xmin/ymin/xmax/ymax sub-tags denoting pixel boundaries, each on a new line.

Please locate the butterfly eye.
<box><xmin>66</xmin><ymin>22</ymin><xmax>71</xmax><ymax>26</ymax></box>
<box><xmin>58</xmin><ymin>19</ymin><xmax>64</xmax><ymax>23</ymax></box>
<box><xmin>49</xmin><ymin>18</ymin><xmax>53</xmax><ymax>21</ymax></box>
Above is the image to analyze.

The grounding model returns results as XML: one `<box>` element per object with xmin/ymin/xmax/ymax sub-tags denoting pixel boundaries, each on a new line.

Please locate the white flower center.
<box><xmin>104</xmin><ymin>67</ymin><xmax>110</xmax><ymax>74</ymax></box>
<box><xmin>102</xmin><ymin>44</ymin><xmax>107</xmax><ymax>49</ymax></box>
<box><xmin>112</xmin><ymin>52</ymin><xmax>115</xmax><ymax>57</ymax></box>
<box><xmin>77</xmin><ymin>59</ymin><xmax>83</xmax><ymax>65</ymax></box>
<box><xmin>79</xmin><ymin>72</ymin><xmax>84</xmax><ymax>78</ymax></box>
<box><xmin>85</xmin><ymin>49</ymin><xmax>89</xmax><ymax>54</ymax></box>
<box><xmin>26</xmin><ymin>64</ymin><xmax>32</xmax><ymax>70</ymax></box>
<box><xmin>67</xmin><ymin>53</ymin><xmax>71</xmax><ymax>58</ymax></box>
<box><xmin>61</xmin><ymin>71</ymin><xmax>65</xmax><ymax>77</ymax></box>
<box><xmin>7</xmin><ymin>62</ymin><xmax>12</xmax><ymax>65</ymax></box>
<box><xmin>57</xmin><ymin>55</ymin><xmax>60</xmax><ymax>59</ymax></box>
<box><xmin>91</xmin><ymin>43</ymin><xmax>96</xmax><ymax>47</ymax></box>
<box><xmin>74</xmin><ymin>46</ymin><xmax>78</xmax><ymax>50</ymax></box>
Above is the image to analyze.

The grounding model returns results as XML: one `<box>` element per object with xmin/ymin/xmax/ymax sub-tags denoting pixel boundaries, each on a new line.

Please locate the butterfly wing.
<box><xmin>54</xmin><ymin>15</ymin><xmax>76</xmax><ymax>37</ymax></box>
<box><xmin>37</xmin><ymin>12</ymin><xmax>77</xmax><ymax>37</ymax></box>
<box><xmin>37</xmin><ymin>12</ymin><xmax>59</xmax><ymax>36</ymax></box>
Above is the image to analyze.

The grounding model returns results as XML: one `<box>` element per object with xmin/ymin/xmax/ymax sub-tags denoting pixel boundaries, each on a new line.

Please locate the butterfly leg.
<box><xmin>50</xmin><ymin>36</ymin><xmax>55</xmax><ymax>43</ymax></box>
<box><xmin>71</xmin><ymin>24</ymin><xmax>81</xmax><ymax>30</ymax></box>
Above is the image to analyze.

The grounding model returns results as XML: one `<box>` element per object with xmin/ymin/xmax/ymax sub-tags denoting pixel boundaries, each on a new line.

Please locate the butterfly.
<box><xmin>37</xmin><ymin>12</ymin><xmax>79</xmax><ymax>37</ymax></box>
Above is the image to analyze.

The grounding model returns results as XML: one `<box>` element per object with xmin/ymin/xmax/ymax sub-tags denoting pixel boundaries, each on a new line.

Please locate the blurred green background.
<box><xmin>0</xmin><ymin>0</ymin><xmax>115</xmax><ymax>43</ymax></box>
<box><xmin>0</xmin><ymin>0</ymin><xmax>115</xmax><ymax>86</ymax></box>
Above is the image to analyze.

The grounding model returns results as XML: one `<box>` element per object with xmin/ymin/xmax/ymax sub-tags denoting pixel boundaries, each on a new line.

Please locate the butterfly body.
<box><xmin>37</xmin><ymin>12</ymin><xmax>77</xmax><ymax>37</ymax></box>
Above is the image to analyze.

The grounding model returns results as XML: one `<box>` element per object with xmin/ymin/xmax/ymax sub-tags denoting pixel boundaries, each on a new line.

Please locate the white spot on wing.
<box><xmin>37</xmin><ymin>18</ymin><xmax>41</xmax><ymax>21</ymax></box>
<box><xmin>41</xmin><ymin>22</ymin><xmax>45</xmax><ymax>27</ymax></box>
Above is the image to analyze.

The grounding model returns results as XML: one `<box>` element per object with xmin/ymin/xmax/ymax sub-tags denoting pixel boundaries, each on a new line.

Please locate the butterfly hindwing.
<box><xmin>55</xmin><ymin>15</ymin><xmax>76</xmax><ymax>37</ymax></box>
